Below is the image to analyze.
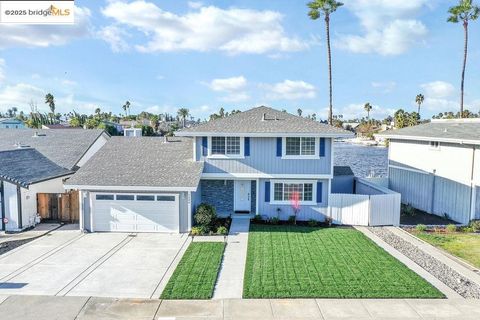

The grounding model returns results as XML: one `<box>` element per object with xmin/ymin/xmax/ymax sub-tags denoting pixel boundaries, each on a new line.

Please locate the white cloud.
<box><xmin>0</xmin><ymin>83</ymin><xmax>45</xmax><ymax>113</ymax></box>
<box><xmin>371</xmin><ymin>81</ymin><xmax>396</xmax><ymax>93</ymax></box>
<box><xmin>420</xmin><ymin>81</ymin><xmax>455</xmax><ymax>99</ymax></box>
<box><xmin>0</xmin><ymin>59</ymin><xmax>5</xmax><ymax>82</ymax></box>
<box><xmin>337</xmin><ymin>1</ymin><xmax>429</xmax><ymax>55</ymax></box>
<box><xmin>97</xmin><ymin>25</ymin><xmax>129</xmax><ymax>52</ymax></box>
<box><xmin>61</xmin><ymin>79</ymin><xmax>77</xmax><ymax>86</ymax></box>
<box><xmin>188</xmin><ymin>1</ymin><xmax>203</xmax><ymax>9</ymax></box>
<box><xmin>206</xmin><ymin>76</ymin><xmax>250</xmax><ymax>102</ymax></box>
<box><xmin>100</xmin><ymin>1</ymin><xmax>307</xmax><ymax>55</ymax></box>
<box><xmin>262</xmin><ymin>80</ymin><xmax>316</xmax><ymax>100</ymax></box>
<box><xmin>337</xmin><ymin>103</ymin><xmax>396</xmax><ymax>120</ymax></box>
<box><xmin>0</xmin><ymin>6</ymin><xmax>92</xmax><ymax>49</ymax></box>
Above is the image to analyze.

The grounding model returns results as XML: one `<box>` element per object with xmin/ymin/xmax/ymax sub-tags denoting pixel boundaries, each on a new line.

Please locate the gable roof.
<box><xmin>376</xmin><ymin>119</ymin><xmax>480</xmax><ymax>145</ymax></box>
<box><xmin>0</xmin><ymin>149</ymin><xmax>72</xmax><ymax>188</ymax></box>
<box><xmin>0</xmin><ymin>129</ymin><xmax>106</xmax><ymax>170</ymax></box>
<box><xmin>65</xmin><ymin>137</ymin><xmax>204</xmax><ymax>191</ymax></box>
<box><xmin>176</xmin><ymin>106</ymin><xmax>353</xmax><ymax>137</ymax></box>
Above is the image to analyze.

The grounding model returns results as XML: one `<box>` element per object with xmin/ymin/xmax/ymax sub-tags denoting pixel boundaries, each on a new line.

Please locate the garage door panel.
<box><xmin>92</xmin><ymin>194</ymin><xmax>180</xmax><ymax>233</ymax></box>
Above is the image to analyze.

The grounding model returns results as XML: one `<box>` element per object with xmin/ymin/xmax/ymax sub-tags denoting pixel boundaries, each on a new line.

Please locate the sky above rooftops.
<box><xmin>0</xmin><ymin>0</ymin><xmax>478</xmax><ymax>121</ymax></box>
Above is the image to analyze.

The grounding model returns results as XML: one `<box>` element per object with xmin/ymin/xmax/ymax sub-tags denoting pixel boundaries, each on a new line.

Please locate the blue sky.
<box><xmin>0</xmin><ymin>0</ymin><xmax>479</xmax><ymax>120</ymax></box>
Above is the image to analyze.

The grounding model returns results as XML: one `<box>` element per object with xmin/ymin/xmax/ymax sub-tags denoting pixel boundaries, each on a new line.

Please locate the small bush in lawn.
<box><xmin>270</xmin><ymin>217</ymin><xmax>280</xmax><ymax>225</ymax></box>
<box><xmin>216</xmin><ymin>226</ymin><xmax>228</xmax><ymax>235</ymax></box>
<box><xmin>416</xmin><ymin>224</ymin><xmax>427</xmax><ymax>232</ymax></box>
<box><xmin>191</xmin><ymin>227</ymin><xmax>202</xmax><ymax>236</ymax></box>
<box><xmin>461</xmin><ymin>226</ymin><xmax>474</xmax><ymax>233</ymax></box>
<box><xmin>469</xmin><ymin>220</ymin><xmax>480</xmax><ymax>232</ymax></box>
<box><xmin>446</xmin><ymin>224</ymin><xmax>457</xmax><ymax>233</ymax></box>
<box><xmin>308</xmin><ymin>219</ymin><xmax>318</xmax><ymax>227</ymax></box>
<box><xmin>194</xmin><ymin>203</ymin><xmax>217</xmax><ymax>227</ymax></box>
<box><xmin>288</xmin><ymin>215</ymin><xmax>296</xmax><ymax>224</ymax></box>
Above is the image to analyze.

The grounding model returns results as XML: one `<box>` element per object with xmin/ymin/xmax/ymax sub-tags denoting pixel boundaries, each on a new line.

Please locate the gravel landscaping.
<box><xmin>369</xmin><ymin>227</ymin><xmax>480</xmax><ymax>299</ymax></box>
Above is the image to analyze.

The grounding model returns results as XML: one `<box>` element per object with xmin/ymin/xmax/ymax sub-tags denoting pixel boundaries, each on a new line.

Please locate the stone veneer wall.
<box><xmin>200</xmin><ymin>180</ymin><xmax>234</xmax><ymax>215</ymax></box>
<box><xmin>251</xmin><ymin>180</ymin><xmax>256</xmax><ymax>214</ymax></box>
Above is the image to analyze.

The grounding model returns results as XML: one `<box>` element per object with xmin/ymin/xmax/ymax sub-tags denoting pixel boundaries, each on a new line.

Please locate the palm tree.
<box><xmin>415</xmin><ymin>94</ymin><xmax>424</xmax><ymax>118</ymax></box>
<box><xmin>177</xmin><ymin>108</ymin><xmax>190</xmax><ymax>128</ymax></box>
<box><xmin>45</xmin><ymin>93</ymin><xmax>55</xmax><ymax>114</ymax></box>
<box><xmin>297</xmin><ymin>108</ymin><xmax>303</xmax><ymax>117</ymax></box>
<box><xmin>122</xmin><ymin>101</ymin><xmax>130</xmax><ymax>117</ymax></box>
<box><xmin>364</xmin><ymin>102</ymin><xmax>372</xmax><ymax>120</ymax></box>
<box><xmin>308</xmin><ymin>0</ymin><xmax>344</xmax><ymax>125</ymax></box>
<box><xmin>448</xmin><ymin>0</ymin><xmax>480</xmax><ymax>117</ymax></box>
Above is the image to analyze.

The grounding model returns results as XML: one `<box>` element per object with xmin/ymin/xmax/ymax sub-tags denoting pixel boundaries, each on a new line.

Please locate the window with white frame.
<box><xmin>272</xmin><ymin>181</ymin><xmax>314</xmax><ymax>203</ymax></box>
<box><xmin>210</xmin><ymin>137</ymin><xmax>242</xmax><ymax>156</ymax></box>
<box><xmin>285</xmin><ymin>137</ymin><xmax>316</xmax><ymax>156</ymax></box>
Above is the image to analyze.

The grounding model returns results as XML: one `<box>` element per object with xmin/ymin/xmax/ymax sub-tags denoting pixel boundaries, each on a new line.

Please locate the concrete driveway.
<box><xmin>0</xmin><ymin>225</ymin><xmax>189</xmax><ymax>299</ymax></box>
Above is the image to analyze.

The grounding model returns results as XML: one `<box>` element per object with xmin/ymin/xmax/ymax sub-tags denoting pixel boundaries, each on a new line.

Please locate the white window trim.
<box><xmin>269</xmin><ymin>179</ymin><xmax>317</xmax><ymax>205</ymax></box>
<box><xmin>281</xmin><ymin>137</ymin><xmax>319</xmax><ymax>159</ymax></box>
<box><xmin>207</xmin><ymin>136</ymin><xmax>245</xmax><ymax>159</ymax></box>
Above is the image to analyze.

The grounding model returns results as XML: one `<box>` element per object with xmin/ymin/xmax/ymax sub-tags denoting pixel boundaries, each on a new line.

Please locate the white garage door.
<box><xmin>92</xmin><ymin>193</ymin><xmax>180</xmax><ymax>232</ymax></box>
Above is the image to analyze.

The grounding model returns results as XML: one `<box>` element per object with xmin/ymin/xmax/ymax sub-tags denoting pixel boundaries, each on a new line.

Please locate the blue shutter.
<box><xmin>276</xmin><ymin>138</ymin><xmax>282</xmax><ymax>157</ymax></box>
<box><xmin>244</xmin><ymin>137</ymin><xmax>250</xmax><ymax>156</ymax></box>
<box><xmin>265</xmin><ymin>181</ymin><xmax>271</xmax><ymax>202</ymax></box>
<box><xmin>316</xmin><ymin>182</ymin><xmax>323</xmax><ymax>203</ymax></box>
<box><xmin>202</xmin><ymin>137</ymin><xmax>208</xmax><ymax>156</ymax></box>
<box><xmin>319</xmin><ymin>138</ymin><xmax>325</xmax><ymax>157</ymax></box>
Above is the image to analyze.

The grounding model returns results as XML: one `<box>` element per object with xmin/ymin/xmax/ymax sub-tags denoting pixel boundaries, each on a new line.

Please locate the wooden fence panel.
<box><xmin>37</xmin><ymin>191</ymin><xmax>79</xmax><ymax>223</ymax></box>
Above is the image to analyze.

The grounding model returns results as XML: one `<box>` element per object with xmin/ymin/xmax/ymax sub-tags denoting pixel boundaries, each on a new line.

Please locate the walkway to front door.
<box><xmin>213</xmin><ymin>217</ymin><xmax>250</xmax><ymax>299</ymax></box>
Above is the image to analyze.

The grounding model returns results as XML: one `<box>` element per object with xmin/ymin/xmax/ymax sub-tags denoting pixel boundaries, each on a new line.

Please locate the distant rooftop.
<box><xmin>176</xmin><ymin>106</ymin><xmax>353</xmax><ymax>137</ymax></box>
<box><xmin>334</xmin><ymin>166</ymin><xmax>354</xmax><ymax>176</ymax></box>
<box><xmin>377</xmin><ymin>119</ymin><xmax>480</xmax><ymax>144</ymax></box>
<box><xmin>0</xmin><ymin>129</ymin><xmax>106</xmax><ymax>170</ymax></box>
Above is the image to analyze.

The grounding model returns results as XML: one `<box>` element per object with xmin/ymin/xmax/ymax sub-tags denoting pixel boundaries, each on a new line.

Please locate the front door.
<box><xmin>234</xmin><ymin>180</ymin><xmax>251</xmax><ymax>213</ymax></box>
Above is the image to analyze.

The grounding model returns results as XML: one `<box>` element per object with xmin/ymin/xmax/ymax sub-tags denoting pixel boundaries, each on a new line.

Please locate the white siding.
<box><xmin>329</xmin><ymin>194</ymin><xmax>369</xmax><ymax>225</ymax></box>
<box><xmin>3</xmin><ymin>182</ymin><xmax>19</xmax><ymax>231</ymax></box>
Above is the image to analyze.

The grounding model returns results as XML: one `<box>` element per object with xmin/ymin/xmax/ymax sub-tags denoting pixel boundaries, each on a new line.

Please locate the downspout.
<box><xmin>469</xmin><ymin>146</ymin><xmax>476</xmax><ymax>221</ymax></box>
<box><xmin>0</xmin><ymin>181</ymin><xmax>5</xmax><ymax>231</ymax></box>
<box><xmin>17</xmin><ymin>185</ymin><xmax>22</xmax><ymax>229</ymax></box>
<box><xmin>430</xmin><ymin>170</ymin><xmax>436</xmax><ymax>214</ymax></box>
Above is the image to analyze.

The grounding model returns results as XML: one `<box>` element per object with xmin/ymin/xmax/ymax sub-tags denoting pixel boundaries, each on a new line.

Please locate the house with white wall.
<box><xmin>377</xmin><ymin>119</ymin><xmax>480</xmax><ymax>224</ymax></box>
<box><xmin>0</xmin><ymin>129</ymin><xmax>109</xmax><ymax>231</ymax></box>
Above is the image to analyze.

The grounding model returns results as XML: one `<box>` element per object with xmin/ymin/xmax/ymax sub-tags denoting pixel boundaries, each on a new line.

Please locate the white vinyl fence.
<box><xmin>329</xmin><ymin>178</ymin><xmax>401</xmax><ymax>226</ymax></box>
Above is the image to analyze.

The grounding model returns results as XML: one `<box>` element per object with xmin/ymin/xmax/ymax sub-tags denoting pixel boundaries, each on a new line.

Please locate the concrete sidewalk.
<box><xmin>213</xmin><ymin>217</ymin><xmax>250</xmax><ymax>299</ymax></box>
<box><xmin>1</xmin><ymin>295</ymin><xmax>480</xmax><ymax>319</ymax></box>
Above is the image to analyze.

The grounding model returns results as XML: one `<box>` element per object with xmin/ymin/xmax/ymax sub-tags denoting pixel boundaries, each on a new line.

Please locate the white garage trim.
<box><xmin>91</xmin><ymin>192</ymin><xmax>180</xmax><ymax>233</ymax></box>
<box><xmin>65</xmin><ymin>185</ymin><xmax>197</xmax><ymax>192</ymax></box>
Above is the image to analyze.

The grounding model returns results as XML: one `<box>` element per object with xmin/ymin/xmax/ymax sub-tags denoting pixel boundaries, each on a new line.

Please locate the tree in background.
<box><xmin>45</xmin><ymin>93</ymin><xmax>55</xmax><ymax>115</ymax></box>
<box><xmin>150</xmin><ymin>114</ymin><xmax>159</xmax><ymax>132</ymax></box>
<box><xmin>297</xmin><ymin>108</ymin><xmax>303</xmax><ymax>117</ymax></box>
<box><xmin>208</xmin><ymin>107</ymin><xmax>241</xmax><ymax>121</ymax></box>
<box><xmin>308</xmin><ymin>0</ymin><xmax>343</xmax><ymax>125</ymax></box>
<box><xmin>394</xmin><ymin>109</ymin><xmax>420</xmax><ymax>129</ymax></box>
<box><xmin>448</xmin><ymin>0</ymin><xmax>479</xmax><ymax>117</ymax></box>
<box><xmin>364</xmin><ymin>102</ymin><xmax>372</xmax><ymax>120</ymax></box>
<box><xmin>415</xmin><ymin>94</ymin><xmax>424</xmax><ymax>118</ymax></box>
<box><xmin>122</xmin><ymin>101</ymin><xmax>131</xmax><ymax>117</ymax></box>
<box><xmin>177</xmin><ymin>108</ymin><xmax>190</xmax><ymax>128</ymax></box>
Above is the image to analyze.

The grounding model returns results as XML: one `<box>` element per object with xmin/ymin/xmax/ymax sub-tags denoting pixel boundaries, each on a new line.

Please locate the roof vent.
<box><xmin>261</xmin><ymin>113</ymin><xmax>267</xmax><ymax>121</ymax></box>
<box><xmin>444</xmin><ymin>128</ymin><xmax>448</xmax><ymax>133</ymax></box>
<box><xmin>32</xmin><ymin>131</ymin><xmax>46</xmax><ymax>138</ymax></box>
<box><xmin>164</xmin><ymin>136</ymin><xmax>169</xmax><ymax>143</ymax></box>
<box><xmin>14</xmin><ymin>142</ymin><xmax>30</xmax><ymax>149</ymax></box>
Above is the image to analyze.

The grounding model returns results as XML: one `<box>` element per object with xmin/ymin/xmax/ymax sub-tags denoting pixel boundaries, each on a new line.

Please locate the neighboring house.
<box><xmin>64</xmin><ymin>137</ymin><xmax>203</xmax><ymax>233</ymax></box>
<box><xmin>377</xmin><ymin>119</ymin><xmax>480</xmax><ymax>224</ymax></box>
<box><xmin>0</xmin><ymin>118</ymin><xmax>25</xmax><ymax>129</ymax></box>
<box><xmin>65</xmin><ymin>106</ymin><xmax>352</xmax><ymax>233</ymax></box>
<box><xmin>331</xmin><ymin>166</ymin><xmax>355</xmax><ymax>194</ymax></box>
<box><xmin>0</xmin><ymin>129</ymin><xmax>109</xmax><ymax>231</ymax></box>
<box><xmin>124</xmin><ymin>127</ymin><xmax>142</xmax><ymax>137</ymax></box>
<box><xmin>101</xmin><ymin>121</ymin><xmax>123</xmax><ymax>133</ymax></box>
<box><xmin>42</xmin><ymin>124</ymin><xmax>74</xmax><ymax>129</ymax></box>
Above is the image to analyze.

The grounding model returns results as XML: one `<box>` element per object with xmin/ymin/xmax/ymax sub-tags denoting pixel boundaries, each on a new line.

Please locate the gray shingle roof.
<box><xmin>0</xmin><ymin>129</ymin><xmax>106</xmax><ymax>170</ymax></box>
<box><xmin>376</xmin><ymin>120</ymin><xmax>480</xmax><ymax>144</ymax></box>
<box><xmin>333</xmin><ymin>166</ymin><xmax>354</xmax><ymax>176</ymax></box>
<box><xmin>0</xmin><ymin>149</ymin><xmax>72</xmax><ymax>188</ymax></box>
<box><xmin>176</xmin><ymin>106</ymin><xmax>353</xmax><ymax>137</ymax></box>
<box><xmin>65</xmin><ymin>137</ymin><xmax>204</xmax><ymax>190</ymax></box>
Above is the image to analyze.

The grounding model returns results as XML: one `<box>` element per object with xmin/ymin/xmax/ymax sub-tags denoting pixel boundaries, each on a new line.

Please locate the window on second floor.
<box><xmin>284</xmin><ymin>137</ymin><xmax>317</xmax><ymax>157</ymax></box>
<box><xmin>211</xmin><ymin>137</ymin><xmax>242</xmax><ymax>156</ymax></box>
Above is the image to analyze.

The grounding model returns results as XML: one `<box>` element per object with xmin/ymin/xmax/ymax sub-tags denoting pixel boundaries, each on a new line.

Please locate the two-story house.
<box><xmin>66</xmin><ymin>106</ymin><xmax>352</xmax><ymax>233</ymax></box>
<box><xmin>377</xmin><ymin>118</ymin><xmax>480</xmax><ymax>224</ymax></box>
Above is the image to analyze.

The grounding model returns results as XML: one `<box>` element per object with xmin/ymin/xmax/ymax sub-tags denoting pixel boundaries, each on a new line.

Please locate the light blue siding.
<box><xmin>331</xmin><ymin>176</ymin><xmax>354</xmax><ymax>193</ymax></box>
<box><xmin>257</xmin><ymin>178</ymin><xmax>329</xmax><ymax>221</ymax></box>
<box><xmin>475</xmin><ymin>187</ymin><xmax>480</xmax><ymax>220</ymax></box>
<box><xmin>389</xmin><ymin>166</ymin><xmax>471</xmax><ymax>224</ymax></box>
<box><xmin>196</xmin><ymin>137</ymin><xmax>332</xmax><ymax>175</ymax></box>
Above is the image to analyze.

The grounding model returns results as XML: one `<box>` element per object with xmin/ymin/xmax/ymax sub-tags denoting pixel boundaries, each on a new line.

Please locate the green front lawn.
<box><xmin>414</xmin><ymin>232</ymin><xmax>480</xmax><ymax>268</ymax></box>
<box><xmin>161</xmin><ymin>242</ymin><xmax>225</xmax><ymax>299</ymax></box>
<box><xmin>243</xmin><ymin>224</ymin><xmax>444</xmax><ymax>298</ymax></box>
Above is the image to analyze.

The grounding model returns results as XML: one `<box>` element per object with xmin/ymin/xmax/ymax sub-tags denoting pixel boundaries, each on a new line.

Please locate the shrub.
<box><xmin>270</xmin><ymin>217</ymin><xmax>280</xmax><ymax>225</ymax></box>
<box><xmin>194</xmin><ymin>203</ymin><xmax>217</xmax><ymax>227</ymax></box>
<box><xmin>287</xmin><ymin>215</ymin><xmax>296</xmax><ymax>224</ymax></box>
<box><xmin>461</xmin><ymin>226</ymin><xmax>474</xmax><ymax>233</ymax></box>
<box><xmin>216</xmin><ymin>226</ymin><xmax>228</xmax><ymax>235</ymax></box>
<box><xmin>469</xmin><ymin>220</ymin><xmax>480</xmax><ymax>232</ymax></box>
<box><xmin>308</xmin><ymin>219</ymin><xmax>318</xmax><ymax>227</ymax></box>
<box><xmin>416</xmin><ymin>224</ymin><xmax>427</xmax><ymax>232</ymax></box>
<box><xmin>191</xmin><ymin>227</ymin><xmax>202</xmax><ymax>236</ymax></box>
<box><xmin>402</xmin><ymin>204</ymin><xmax>416</xmax><ymax>217</ymax></box>
<box><xmin>253</xmin><ymin>214</ymin><xmax>263</xmax><ymax>222</ymax></box>
<box><xmin>446</xmin><ymin>224</ymin><xmax>457</xmax><ymax>233</ymax></box>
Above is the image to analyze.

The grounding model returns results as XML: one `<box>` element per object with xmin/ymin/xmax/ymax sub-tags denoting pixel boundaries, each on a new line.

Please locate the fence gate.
<box><xmin>329</xmin><ymin>193</ymin><xmax>370</xmax><ymax>226</ymax></box>
<box><xmin>37</xmin><ymin>191</ymin><xmax>79</xmax><ymax>223</ymax></box>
